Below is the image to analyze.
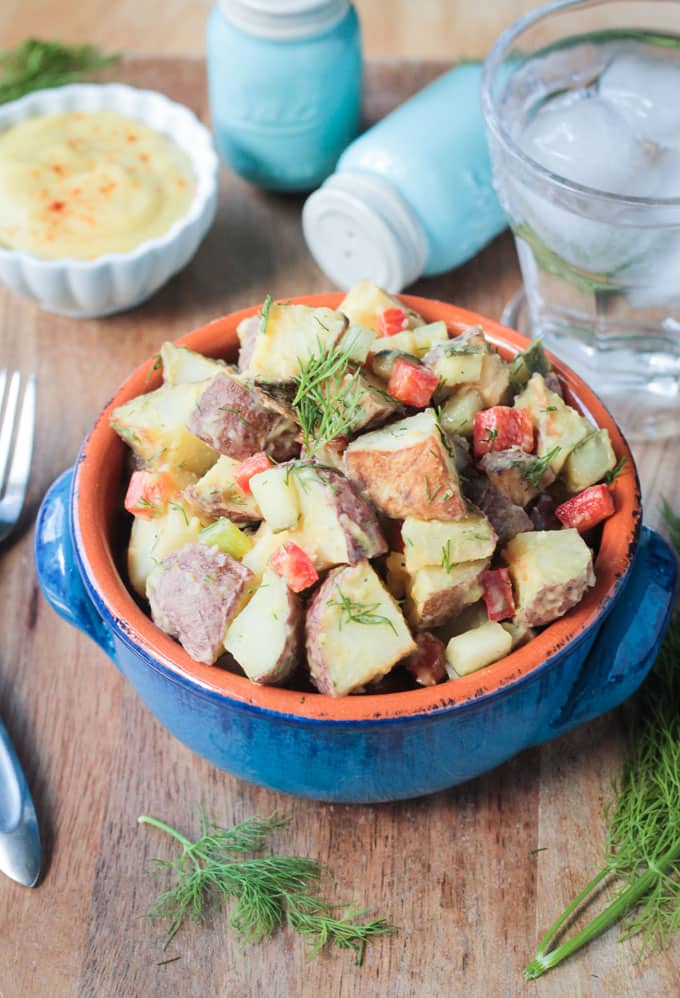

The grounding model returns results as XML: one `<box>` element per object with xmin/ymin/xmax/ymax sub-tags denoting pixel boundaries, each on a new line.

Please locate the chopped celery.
<box><xmin>200</xmin><ymin>518</ymin><xmax>253</xmax><ymax>560</ymax></box>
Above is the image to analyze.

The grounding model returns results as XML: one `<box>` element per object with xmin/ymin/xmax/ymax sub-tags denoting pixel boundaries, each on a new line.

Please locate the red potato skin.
<box><xmin>187</xmin><ymin>371</ymin><xmax>300</xmax><ymax>462</ymax></box>
<box><xmin>182</xmin><ymin>481</ymin><xmax>261</xmax><ymax>524</ymax></box>
<box><xmin>402</xmin><ymin>632</ymin><xmax>447</xmax><ymax>686</ymax></box>
<box><xmin>344</xmin><ymin>437</ymin><xmax>466</xmax><ymax>521</ymax></box>
<box><xmin>304</xmin><ymin>567</ymin><xmax>344</xmax><ymax>696</ymax></box>
<box><xmin>147</xmin><ymin>542</ymin><xmax>253</xmax><ymax>665</ymax></box>
<box><xmin>407</xmin><ymin>562</ymin><xmax>489</xmax><ymax>629</ymax></box>
<box><xmin>323</xmin><ymin>469</ymin><xmax>388</xmax><ymax>562</ymax></box>
<box><xmin>244</xmin><ymin>589</ymin><xmax>305</xmax><ymax>686</ymax></box>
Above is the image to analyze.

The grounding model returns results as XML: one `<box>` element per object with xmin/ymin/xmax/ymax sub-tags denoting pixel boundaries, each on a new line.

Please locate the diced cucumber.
<box><xmin>438</xmin><ymin>388</ymin><xmax>485</xmax><ymax>437</ymax></box>
<box><xmin>432</xmin><ymin>349</ymin><xmax>484</xmax><ymax>387</ymax></box>
<box><xmin>445</xmin><ymin>621</ymin><xmax>513</xmax><ymax>677</ymax></box>
<box><xmin>562</xmin><ymin>429</ymin><xmax>617</xmax><ymax>493</ymax></box>
<box><xmin>200</xmin><ymin>518</ymin><xmax>254</xmax><ymax>560</ymax></box>
<box><xmin>411</xmin><ymin>320</ymin><xmax>449</xmax><ymax>353</ymax></box>
<box><xmin>250</xmin><ymin>464</ymin><xmax>300</xmax><ymax>532</ymax></box>
<box><xmin>509</xmin><ymin>339</ymin><xmax>551</xmax><ymax>389</ymax></box>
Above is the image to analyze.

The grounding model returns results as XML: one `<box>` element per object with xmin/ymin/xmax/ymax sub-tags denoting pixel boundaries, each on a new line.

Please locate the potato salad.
<box><xmin>111</xmin><ymin>282</ymin><xmax>622</xmax><ymax>697</ymax></box>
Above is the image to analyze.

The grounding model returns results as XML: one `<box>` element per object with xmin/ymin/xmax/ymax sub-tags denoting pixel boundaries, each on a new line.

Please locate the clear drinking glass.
<box><xmin>482</xmin><ymin>0</ymin><xmax>680</xmax><ymax>441</ymax></box>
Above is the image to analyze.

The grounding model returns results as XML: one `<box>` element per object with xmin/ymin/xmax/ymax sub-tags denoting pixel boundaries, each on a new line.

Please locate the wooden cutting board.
<box><xmin>0</xmin><ymin>57</ymin><xmax>677</xmax><ymax>998</ymax></box>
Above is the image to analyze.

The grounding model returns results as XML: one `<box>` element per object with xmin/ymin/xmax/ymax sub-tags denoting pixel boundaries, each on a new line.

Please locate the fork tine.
<box><xmin>5</xmin><ymin>374</ymin><xmax>36</xmax><ymax>510</ymax></box>
<box><xmin>0</xmin><ymin>371</ymin><xmax>20</xmax><ymax>493</ymax></box>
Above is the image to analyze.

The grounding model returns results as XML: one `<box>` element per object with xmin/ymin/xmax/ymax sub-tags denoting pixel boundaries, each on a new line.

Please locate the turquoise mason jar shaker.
<box><xmin>303</xmin><ymin>63</ymin><xmax>507</xmax><ymax>290</ymax></box>
<box><xmin>206</xmin><ymin>0</ymin><xmax>362</xmax><ymax>192</ymax></box>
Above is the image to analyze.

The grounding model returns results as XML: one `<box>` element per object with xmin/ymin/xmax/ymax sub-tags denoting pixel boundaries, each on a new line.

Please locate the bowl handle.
<box><xmin>536</xmin><ymin>524</ymin><xmax>677</xmax><ymax>743</ymax></box>
<box><xmin>34</xmin><ymin>467</ymin><xmax>118</xmax><ymax>664</ymax></box>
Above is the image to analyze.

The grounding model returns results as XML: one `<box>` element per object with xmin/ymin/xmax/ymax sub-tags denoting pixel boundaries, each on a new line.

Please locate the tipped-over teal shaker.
<box><xmin>206</xmin><ymin>0</ymin><xmax>362</xmax><ymax>192</ymax></box>
<box><xmin>303</xmin><ymin>63</ymin><xmax>507</xmax><ymax>291</ymax></box>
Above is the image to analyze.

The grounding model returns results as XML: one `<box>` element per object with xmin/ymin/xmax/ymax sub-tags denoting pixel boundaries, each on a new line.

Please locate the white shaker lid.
<box><xmin>219</xmin><ymin>0</ymin><xmax>350</xmax><ymax>39</ymax></box>
<box><xmin>302</xmin><ymin>170</ymin><xmax>428</xmax><ymax>292</ymax></box>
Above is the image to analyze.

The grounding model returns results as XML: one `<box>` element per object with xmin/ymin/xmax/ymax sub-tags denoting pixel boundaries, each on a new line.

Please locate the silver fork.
<box><xmin>0</xmin><ymin>370</ymin><xmax>36</xmax><ymax>543</ymax></box>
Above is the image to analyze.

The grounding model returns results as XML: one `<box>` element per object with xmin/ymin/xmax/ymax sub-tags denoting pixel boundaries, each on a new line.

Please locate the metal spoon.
<box><xmin>0</xmin><ymin>718</ymin><xmax>40</xmax><ymax>886</ymax></box>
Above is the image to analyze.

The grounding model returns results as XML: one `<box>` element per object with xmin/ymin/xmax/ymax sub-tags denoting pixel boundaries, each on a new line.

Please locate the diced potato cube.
<box><xmin>502</xmin><ymin>529</ymin><xmax>595</xmax><ymax>627</ymax></box>
<box><xmin>562</xmin><ymin>429</ymin><xmax>617</xmax><ymax>493</ymax></box>
<box><xmin>515</xmin><ymin>373</ymin><xmax>593</xmax><ymax>474</ymax></box>
<box><xmin>344</xmin><ymin>408</ymin><xmax>466</xmax><ymax>521</ymax></box>
<box><xmin>160</xmin><ymin>341</ymin><xmax>226</xmax><ymax>386</ymax></box>
<box><xmin>239</xmin><ymin>303</ymin><xmax>348</xmax><ymax>383</ymax></box>
<box><xmin>406</xmin><ymin>559</ymin><xmax>488</xmax><ymax>629</ymax></box>
<box><xmin>305</xmin><ymin>561</ymin><xmax>416</xmax><ymax>696</ymax></box>
<box><xmin>111</xmin><ymin>381</ymin><xmax>219</xmax><ymax>475</ymax></box>
<box><xmin>184</xmin><ymin>455</ymin><xmax>261</xmax><ymax>522</ymax></box>
<box><xmin>478</xmin><ymin>352</ymin><xmax>511</xmax><ymax>407</ymax></box>
<box><xmin>343</xmin><ymin>323</ymin><xmax>376</xmax><ymax>363</ymax></box>
<box><xmin>127</xmin><ymin>502</ymin><xmax>203</xmax><ymax>597</ymax></box>
<box><xmin>339</xmin><ymin>280</ymin><xmax>424</xmax><ymax>334</ymax></box>
<box><xmin>445</xmin><ymin>621</ymin><xmax>513</xmax><ymax>677</ymax></box>
<box><xmin>225</xmin><ymin>568</ymin><xmax>303</xmax><ymax>685</ymax></box>
<box><xmin>402</xmin><ymin>513</ymin><xmax>497</xmax><ymax>573</ymax></box>
<box><xmin>250</xmin><ymin>464</ymin><xmax>300</xmax><ymax>532</ymax></box>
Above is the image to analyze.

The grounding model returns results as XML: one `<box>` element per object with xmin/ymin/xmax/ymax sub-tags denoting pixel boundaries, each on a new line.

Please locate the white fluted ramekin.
<box><xmin>0</xmin><ymin>84</ymin><xmax>219</xmax><ymax>318</ymax></box>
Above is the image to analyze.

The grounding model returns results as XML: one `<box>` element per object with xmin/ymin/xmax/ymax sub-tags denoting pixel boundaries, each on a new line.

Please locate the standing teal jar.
<box><xmin>206</xmin><ymin>0</ymin><xmax>362</xmax><ymax>191</ymax></box>
<box><xmin>303</xmin><ymin>63</ymin><xmax>507</xmax><ymax>290</ymax></box>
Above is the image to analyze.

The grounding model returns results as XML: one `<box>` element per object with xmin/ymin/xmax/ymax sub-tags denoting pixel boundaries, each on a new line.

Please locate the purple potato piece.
<box><xmin>463</xmin><ymin>475</ymin><xmax>533</xmax><ymax>545</ymax></box>
<box><xmin>147</xmin><ymin>542</ymin><xmax>253</xmax><ymax>665</ymax></box>
<box><xmin>187</xmin><ymin>371</ymin><xmax>300</xmax><ymax>462</ymax></box>
<box><xmin>480</xmin><ymin>446</ymin><xmax>555</xmax><ymax>507</ymax></box>
<box><xmin>529</xmin><ymin>493</ymin><xmax>560</xmax><ymax>531</ymax></box>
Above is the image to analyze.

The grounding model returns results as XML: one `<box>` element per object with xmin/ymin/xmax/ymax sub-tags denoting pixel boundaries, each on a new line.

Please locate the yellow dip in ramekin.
<box><xmin>0</xmin><ymin>110</ymin><xmax>196</xmax><ymax>260</ymax></box>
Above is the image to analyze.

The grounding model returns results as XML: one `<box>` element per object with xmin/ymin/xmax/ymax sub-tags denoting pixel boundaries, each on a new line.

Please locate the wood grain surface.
<box><xmin>0</xmin><ymin>0</ymin><xmax>538</xmax><ymax>61</ymax></box>
<box><xmin>0</xmin><ymin>57</ymin><xmax>678</xmax><ymax>998</ymax></box>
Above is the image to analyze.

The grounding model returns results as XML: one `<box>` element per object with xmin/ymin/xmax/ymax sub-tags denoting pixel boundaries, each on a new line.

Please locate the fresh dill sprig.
<box><xmin>524</xmin><ymin>499</ymin><xmax>680</xmax><ymax>980</ymax></box>
<box><xmin>0</xmin><ymin>39</ymin><xmax>119</xmax><ymax>104</ymax></box>
<box><xmin>441</xmin><ymin>540</ymin><xmax>456</xmax><ymax>574</ymax></box>
<box><xmin>328</xmin><ymin>587</ymin><xmax>398</xmax><ymax>635</ymax></box>
<box><xmin>139</xmin><ymin>811</ymin><xmax>394</xmax><ymax>963</ymax></box>
<box><xmin>605</xmin><ymin>456</ymin><xmax>627</xmax><ymax>486</ymax></box>
<box><xmin>291</xmin><ymin>337</ymin><xmax>363</xmax><ymax>457</ymax></box>
<box><xmin>260</xmin><ymin>294</ymin><xmax>273</xmax><ymax>335</ymax></box>
<box><xmin>522</xmin><ymin>446</ymin><xmax>560</xmax><ymax>488</ymax></box>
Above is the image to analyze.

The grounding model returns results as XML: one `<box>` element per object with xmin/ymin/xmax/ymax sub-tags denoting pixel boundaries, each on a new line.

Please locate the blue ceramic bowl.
<box><xmin>34</xmin><ymin>296</ymin><xmax>677</xmax><ymax>802</ymax></box>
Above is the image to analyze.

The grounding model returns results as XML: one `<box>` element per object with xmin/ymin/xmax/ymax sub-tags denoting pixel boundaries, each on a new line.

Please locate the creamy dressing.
<box><xmin>0</xmin><ymin>110</ymin><xmax>196</xmax><ymax>259</ymax></box>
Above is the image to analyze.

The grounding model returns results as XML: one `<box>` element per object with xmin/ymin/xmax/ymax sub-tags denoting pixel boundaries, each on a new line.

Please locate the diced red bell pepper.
<box><xmin>124</xmin><ymin>469</ymin><xmax>174</xmax><ymax>518</ymax></box>
<box><xmin>473</xmin><ymin>406</ymin><xmax>534</xmax><ymax>459</ymax></box>
<box><xmin>403</xmin><ymin>631</ymin><xmax>447</xmax><ymax>687</ymax></box>
<box><xmin>270</xmin><ymin>541</ymin><xmax>319</xmax><ymax>593</ymax></box>
<box><xmin>555</xmin><ymin>484</ymin><xmax>615</xmax><ymax>532</ymax></box>
<box><xmin>233</xmin><ymin>452</ymin><xmax>272</xmax><ymax>494</ymax></box>
<box><xmin>387</xmin><ymin>358</ymin><xmax>439</xmax><ymax>408</ymax></box>
<box><xmin>481</xmin><ymin>568</ymin><xmax>516</xmax><ymax>622</ymax></box>
<box><xmin>378</xmin><ymin>306</ymin><xmax>409</xmax><ymax>337</ymax></box>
